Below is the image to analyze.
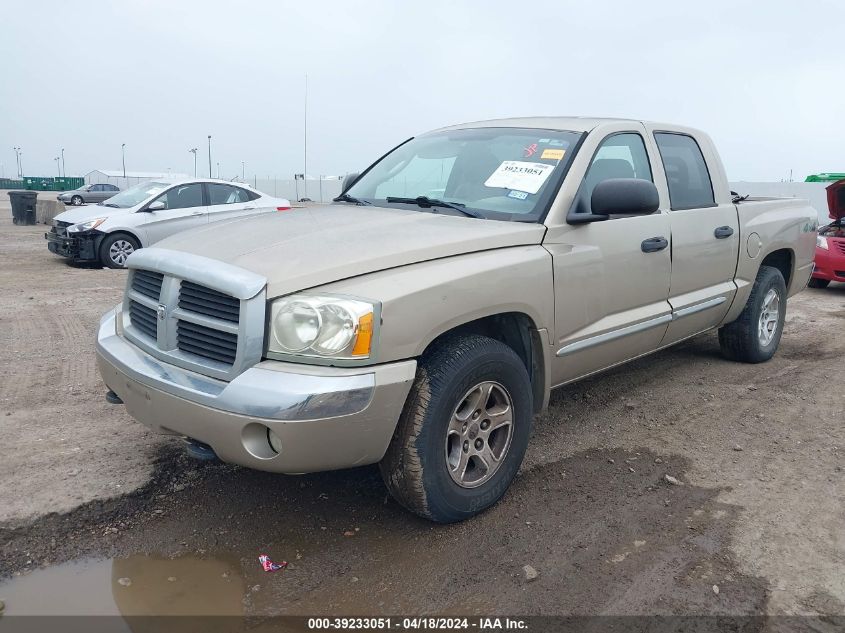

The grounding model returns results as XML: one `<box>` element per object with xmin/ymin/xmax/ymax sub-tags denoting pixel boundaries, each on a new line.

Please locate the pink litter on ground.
<box><xmin>259</xmin><ymin>554</ymin><xmax>288</xmax><ymax>572</ymax></box>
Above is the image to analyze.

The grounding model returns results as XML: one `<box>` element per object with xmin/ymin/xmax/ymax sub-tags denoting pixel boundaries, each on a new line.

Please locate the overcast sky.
<box><xmin>2</xmin><ymin>0</ymin><xmax>843</xmax><ymax>182</ymax></box>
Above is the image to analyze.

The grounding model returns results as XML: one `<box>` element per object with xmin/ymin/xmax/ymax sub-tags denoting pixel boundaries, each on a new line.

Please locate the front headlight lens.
<box><xmin>817</xmin><ymin>235</ymin><xmax>829</xmax><ymax>250</ymax></box>
<box><xmin>67</xmin><ymin>217</ymin><xmax>106</xmax><ymax>233</ymax></box>
<box><xmin>268</xmin><ymin>294</ymin><xmax>377</xmax><ymax>360</ymax></box>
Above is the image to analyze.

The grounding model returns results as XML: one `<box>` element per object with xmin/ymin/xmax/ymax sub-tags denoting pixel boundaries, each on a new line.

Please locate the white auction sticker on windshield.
<box><xmin>484</xmin><ymin>161</ymin><xmax>555</xmax><ymax>194</ymax></box>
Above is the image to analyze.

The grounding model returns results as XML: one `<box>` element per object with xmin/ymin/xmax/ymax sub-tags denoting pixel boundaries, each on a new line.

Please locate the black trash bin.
<box><xmin>8</xmin><ymin>191</ymin><xmax>38</xmax><ymax>225</ymax></box>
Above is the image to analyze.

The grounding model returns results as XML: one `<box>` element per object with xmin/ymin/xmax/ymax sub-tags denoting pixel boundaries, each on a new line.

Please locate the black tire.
<box><xmin>718</xmin><ymin>265</ymin><xmax>787</xmax><ymax>363</ymax></box>
<box><xmin>808</xmin><ymin>278</ymin><xmax>830</xmax><ymax>289</ymax></box>
<box><xmin>99</xmin><ymin>233</ymin><xmax>140</xmax><ymax>269</ymax></box>
<box><xmin>71</xmin><ymin>195</ymin><xmax>83</xmax><ymax>206</ymax></box>
<box><xmin>379</xmin><ymin>334</ymin><xmax>533</xmax><ymax>523</ymax></box>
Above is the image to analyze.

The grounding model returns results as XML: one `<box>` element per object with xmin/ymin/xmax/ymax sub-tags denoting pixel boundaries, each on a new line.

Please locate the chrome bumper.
<box><xmin>96</xmin><ymin>308</ymin><xmax>417</xmax><ymax>473</ymax></box>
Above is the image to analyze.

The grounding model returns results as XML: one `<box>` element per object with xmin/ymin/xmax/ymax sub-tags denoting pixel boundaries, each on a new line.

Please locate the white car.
<box><xmin>45</xmin><ymin>179</ymin><xmax>291</xmax><ymax>268</ymax></box>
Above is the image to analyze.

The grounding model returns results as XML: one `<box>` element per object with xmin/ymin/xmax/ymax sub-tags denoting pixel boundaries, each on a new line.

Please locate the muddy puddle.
<box><xmin>0</xmin><ymin>555</ymin><xmax>244</xmax><ymax>616</ymax></box>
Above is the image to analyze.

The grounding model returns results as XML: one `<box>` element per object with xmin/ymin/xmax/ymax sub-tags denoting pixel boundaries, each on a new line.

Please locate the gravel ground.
<box><xmin>0</xmin><ymin>201</ymin><xmax>842</xmax><ymax>620</ymax></box>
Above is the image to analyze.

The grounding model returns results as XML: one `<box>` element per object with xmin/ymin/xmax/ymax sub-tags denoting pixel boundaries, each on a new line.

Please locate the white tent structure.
<box><xmin>84</xmin><ymin>170</ymin><xmax>188</xmax><ymax>190</ymax></box>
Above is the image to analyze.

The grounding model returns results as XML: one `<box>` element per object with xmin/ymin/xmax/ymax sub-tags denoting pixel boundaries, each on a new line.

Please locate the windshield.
<box><xmin>99</xmin><ymin>181</ymin><xmax>170</xmax><ymax>208</ymax></box>
<box><xmin>345</xmin><ymin>127</ymin><xmax>582</xmax><ymax>221</ymax></box>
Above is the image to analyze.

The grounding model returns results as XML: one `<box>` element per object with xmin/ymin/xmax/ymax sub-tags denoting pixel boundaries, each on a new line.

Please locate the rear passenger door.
<box><xmin>205</xmin><ymin>183</ymin><xmax>260</xmax><ymax>223</ymax></box>
<box><xmin>649</xmin><ymin>130</ymin><xmax>740</xmax><ymax>345</ymax></box>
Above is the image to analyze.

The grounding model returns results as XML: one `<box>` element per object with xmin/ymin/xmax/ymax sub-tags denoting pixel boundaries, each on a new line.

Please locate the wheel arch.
<box><xmin>759</xmin><ymin>247</ymin><xmax>794</xmax><ymax>290</ymax></box>
<box><xmin>419</xmin><ymin>311</ymin><xmax>550</xmax><ymax>414</ymax></box>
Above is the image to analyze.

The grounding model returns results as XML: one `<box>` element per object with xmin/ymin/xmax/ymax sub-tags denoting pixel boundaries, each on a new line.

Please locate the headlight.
<box><xmin>817</xmin><ymin>235</ymin><xmax>829</xmax><ymax>250</ymax></box>
<box><xmin>267</xmin><ymin>294</ymin><xmax>378</xmax><ymax>361</ymax></box>
<box><xmin>67</xmin><ymin>218</ymin><xmax>106</xmax><ymax>234</ymax></box>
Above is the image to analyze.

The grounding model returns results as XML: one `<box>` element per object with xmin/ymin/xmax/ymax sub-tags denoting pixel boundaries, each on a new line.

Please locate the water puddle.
<box><xmin>0</xmin><ymin>554</ymin><xmax>244</xmax><ymax>616</ymax></box>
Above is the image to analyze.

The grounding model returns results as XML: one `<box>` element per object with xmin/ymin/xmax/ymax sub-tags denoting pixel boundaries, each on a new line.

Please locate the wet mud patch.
<box><xmin>0</xmin><ymin>446</ymin><xmax>768</xmax><ymax>617</ymax></box>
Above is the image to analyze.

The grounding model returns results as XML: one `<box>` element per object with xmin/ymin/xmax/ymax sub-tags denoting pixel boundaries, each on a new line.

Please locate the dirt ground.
<box><xmin>0</xmin><ymin>199</ymin><xmax>842</xmax><ymax>621</ymax></box>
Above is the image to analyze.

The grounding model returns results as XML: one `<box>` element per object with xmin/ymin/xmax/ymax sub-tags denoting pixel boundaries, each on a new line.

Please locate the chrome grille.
<box><xmin>120</xmin><ymin>251</ymin><xmax>266</xmax><ymax>382</ymax></box>
<box><xmin>179</xmin><ymin>281</ymin><xmax>240</xmax><ymax>323</ymax></box>
<box><xmin>128</xmin><ymin>300</ymin><xmax>157</xmax><ymax>340</ymax></box>
<box><xmin>177</xmin><ymin>320</ymin><xmax>238</xmax><ymax>364</ymax></box>
<box><xmin>131</xmin><ymin>270</ymin><xmax>164</xmax><ymax>300</ymax></box>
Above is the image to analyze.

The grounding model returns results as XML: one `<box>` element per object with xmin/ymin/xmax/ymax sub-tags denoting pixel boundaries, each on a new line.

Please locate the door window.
<box><xmin>152</xmin><ymin>183</ymin><xmax>204</xmax><ymax>210</ymax></box>
<box><xmin>654</xmin><ymin>133</ymin><xmax>715</xmax><ymax>210</ymax></box>
<box><xmin>207</xmin><ymin>183</ymin><xmax>251</xmax><ymax>205</ymax></box>
<box><xmin>583</xmin><ymin>133</ymin><xmax>653</xmax><ymax>201</ymax></box>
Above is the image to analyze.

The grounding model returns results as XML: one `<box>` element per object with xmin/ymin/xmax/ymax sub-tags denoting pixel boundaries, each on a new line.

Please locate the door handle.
<box><xmin>714</xmin><ymin>226</ymin><xmax>734</xmax><ymax>239</ymax></box>
<box><xmin>244</xmin><ymin>206</ymin><xmax>256</xmax><ymax>210</ymax></box>
<box><xmin>641</xmin><ymin>236</ymin><xmax>669</xmax><ymax>253</ymax></box>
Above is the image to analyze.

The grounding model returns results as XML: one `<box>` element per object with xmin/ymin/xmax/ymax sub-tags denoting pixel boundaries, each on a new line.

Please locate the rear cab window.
<box><xmin>654</xmin><ymin>132</ymin><xmax>715</xmax><ymax>210</ymax></box>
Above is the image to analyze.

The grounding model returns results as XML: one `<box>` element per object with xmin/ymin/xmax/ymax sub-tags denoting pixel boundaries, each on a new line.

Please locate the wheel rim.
<box><xmin>758</xmin><ymin>288</ymin><xmax>780</xmax><ymax>346</ymax></box>
<box><xmin>445</xmin><ymin>381</ymin><xmax>514</xmax><ymax>489</ymax></box>
<box><xmin>73</xmin><ymin>197</ymin><xmax>81</xmax><ymax>205</ymax></box>
<box><xmin>109</xmin><ymin>240</ymin><xmax>134</xmax><ymax>266</ymax></box>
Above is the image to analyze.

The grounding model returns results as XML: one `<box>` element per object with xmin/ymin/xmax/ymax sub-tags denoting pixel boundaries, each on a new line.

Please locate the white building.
<box><xmin>84</xmin><ymin>170</ymin><xmax>189</xmax><ymax>190</ymax></box>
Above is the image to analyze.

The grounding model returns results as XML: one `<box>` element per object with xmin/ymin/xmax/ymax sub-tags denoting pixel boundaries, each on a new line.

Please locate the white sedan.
<box><xmin>46</xmin><ymin>178</ymin><xmax>291</xmax><ymax>268</ymax></box>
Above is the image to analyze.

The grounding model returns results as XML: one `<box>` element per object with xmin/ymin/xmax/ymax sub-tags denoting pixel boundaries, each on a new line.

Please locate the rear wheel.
<box><xmin>71</xmin><ymin>195</ymin><xmax>83</xmax><ymax>206</ymax></box>
<box><xmin>100</xmin><ymin>233</ymin><xmax>140</xmax><ymax>269</ymax></box>
<box><xmin>808</xmin><ymin>278</ymin><xmax>830</xmax><ymax>289</ymax></box>
<box><xmin>380</xmin><ymin>334</ymin><xmax>533</xmax><ymax>523</ymax></box>
<box><xmin>718</xmin><ymin>265</ymin><xmax>786</xmax><ymax>363</ymax></box>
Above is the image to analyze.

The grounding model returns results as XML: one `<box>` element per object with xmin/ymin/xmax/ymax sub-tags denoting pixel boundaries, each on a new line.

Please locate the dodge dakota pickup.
<box><xmin>96</xmin><ymin>117</ymin><xmax>817</xmax><ymax>522</ymax></box>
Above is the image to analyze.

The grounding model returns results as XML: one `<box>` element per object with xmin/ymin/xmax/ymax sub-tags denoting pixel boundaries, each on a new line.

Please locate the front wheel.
<box><xmin>380</xmin><ymin>334</ymin><xmax>533</xmax><ymax>523</ymax></box>
<box><xmin>718</xmin><ymin>265</ymin><xmax>786</xmax><ymax>363</ymax></box>
<box><xmin>99</xmin><ymin>233</ymin><xmax>140</xmax><ymax>269</ymax></box>
<box><xmin>71</xmin><ymin>195</ymin><xmax>83</xmax><ymax>206</ymax></box>
<box><xmin>808</xmin><ymin>278</ymin><xmax>830</xmax><ymax>289</ymax></box>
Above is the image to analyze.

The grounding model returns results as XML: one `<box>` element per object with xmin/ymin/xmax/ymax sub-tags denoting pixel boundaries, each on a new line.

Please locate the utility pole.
<box><xmin>207</xmin><ymin>135</ymin><xmax>212</xmax><ymax>178</ymax></box>
<box><xmin>121</xmin><ymin>143</ymin><xmax>126</xmax><ymax>178</ymax></box>
<box><xmin>61</xmin><ymin>148</ymin><xmax>65</xmax><ymax>177</ymax></box>
<box><xmin>189</xmin><ymin>148</ymin><xmax>198</xmax><ymax>177</ymax></box>
<box><xmin>303</xmin><ymin>73</ymin><xmax>308</xmax><ymax>199</ymax></box>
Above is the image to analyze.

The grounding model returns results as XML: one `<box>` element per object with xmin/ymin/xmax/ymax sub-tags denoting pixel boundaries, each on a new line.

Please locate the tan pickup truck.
<box><xmin>96</xmin><ymin>117</ymin><xmax>817</xmax><ymax>522</ymax></box>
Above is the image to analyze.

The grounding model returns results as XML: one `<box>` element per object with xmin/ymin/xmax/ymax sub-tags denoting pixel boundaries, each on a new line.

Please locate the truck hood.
<box><xmin>54</xmin><ymin>205</ymin><xmax>133</xmax><ymax>225</ymax></box>
<box><xmin>156</xmin><ymin>204</ymin><xmax>546</xmax><ymax>297</ymax></box>
<box><xmin>826</xmin><ymin>179</ymin><xmax>845</xmax><ymax>220</ymax></box>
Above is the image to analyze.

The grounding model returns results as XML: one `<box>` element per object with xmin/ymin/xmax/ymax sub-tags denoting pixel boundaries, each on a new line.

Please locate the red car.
<box><xmin>810</xmin><ymin>179</ymin><xmax>845</xmax><ymax>288</ymax></box>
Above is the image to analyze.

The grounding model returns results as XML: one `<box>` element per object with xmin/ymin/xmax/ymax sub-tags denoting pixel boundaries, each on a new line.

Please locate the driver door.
<box><xmin>546</xmin><ymin>130</ymin><xmax>672</xmax><ymax>386</ymax></box>
<box><xmin>141</xmin><ymin>182</ymin><xmax>208</xmax><ymax>244</ymax></box>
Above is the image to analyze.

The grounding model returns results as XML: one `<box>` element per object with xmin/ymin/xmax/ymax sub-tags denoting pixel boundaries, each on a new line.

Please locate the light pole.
<box><xmin>121</xmin><ymin>143</ymin><xmax>126</xmax><ymax>178</ymax></box>
<box><xmin>13</xmin><ymin>147</ymin><xmax>21</xmax><ymax>178</ymax></box>
<box><xmin>18</xmin><ymin>151</ymin><xmax>23</xmax><ymax>178</ymax></box>
<box><xmin>54</xmin><ymin>157</ymin><xmax>61</xmax><ymax>176</ymax></box>
<box><xmin>61</xmin><ymin>148</ymin><xmax>65</xmax><ymax>177</ymax></box>
<box><xmin>207</xmin><ymin>135</ymin><xmax>212</xmax><ymax>178</ymax></box>
<box><xmin>241</xmin><ymin>161</ymin><xmax>245</xmax><ymax>181</ymax></box>
<box><xmin>216</xmin><ymin>162</ymin><xmax>220</xmax><ymax>179</ymax></box>
<box><xmin>189</xmin><ymin>148</ymin><xmax>198</xmax><ymax>177</ymax></box>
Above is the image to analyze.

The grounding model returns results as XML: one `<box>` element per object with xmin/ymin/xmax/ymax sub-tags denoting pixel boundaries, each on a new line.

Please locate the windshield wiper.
<box><xmin>385</xmin><ymin>196</ymin><xmax>482</xmax><ymax>218</ymax></box>
<box><xmin>333</xmin><ymin>193</ymin><xmax>372</xmax><ymax>205</ymax></box>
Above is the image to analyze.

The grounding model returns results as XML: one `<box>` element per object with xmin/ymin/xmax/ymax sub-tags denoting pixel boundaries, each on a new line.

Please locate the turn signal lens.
<box><xmin>276</xmin><ymin>206</ymin><xmax>291</xmax><ymax>211</ymax></box>
<box><xmin>352</xmin><ymin>312</ymin><xmax>374</xmax><ymax>356</ymax></box>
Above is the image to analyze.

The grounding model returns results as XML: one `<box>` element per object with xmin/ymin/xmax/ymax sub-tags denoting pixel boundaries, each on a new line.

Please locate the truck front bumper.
<box><xmin>95</xmin><ymin>308</ymin><xmax>417</xmax><ymax>473</ymax></box>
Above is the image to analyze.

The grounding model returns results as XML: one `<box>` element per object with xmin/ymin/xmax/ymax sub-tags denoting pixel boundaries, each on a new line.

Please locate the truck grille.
<box><xmin>129</xmin><ymin>300</ymin><xmax>157</xmax><ymax>340</ymax></box>
<box><xmin>177</xmin><ymin>320</ymin><xmax>238</xmax><ymax>364</ymax></box>
<box><xmin>131</xmin><ymin>270</ymin><xmax>164</xmax><ymax>300</ymax></box>
<box><xmin>179</xmin><ymin>281</ymin><xmax>240</xmax><ymax>323</ymax></box>
<box><xmin>121</xmin><ymin>254</ymin><xmax>266</xmax><ymax>382</ymax></box>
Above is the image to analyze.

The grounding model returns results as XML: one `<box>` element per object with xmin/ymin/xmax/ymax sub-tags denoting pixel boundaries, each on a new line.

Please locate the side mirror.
<box><xmin>145</xmin><ymin>200</ymin><xmax>166</xmax><ymax>212</ymax></box>
<box><xmin>592</xmin><ymin>178</ymin><xmax>659</xmax><ymax>216</ymax></box>
<box><xmin>341</xmin><ymin>172</ymin><xmax>360</xmax><ymax>193</ymax></box>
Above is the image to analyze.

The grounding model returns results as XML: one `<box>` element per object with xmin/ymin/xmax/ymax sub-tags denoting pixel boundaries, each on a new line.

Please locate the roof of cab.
<box><xmin>432</xmin><ymin>116</ymin><xmax>672</xmax><ymax>134</ymax></box>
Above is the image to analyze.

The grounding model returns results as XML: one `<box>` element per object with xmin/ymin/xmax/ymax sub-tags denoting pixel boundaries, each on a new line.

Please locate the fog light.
<box><xmin>267</xmin><ymin>428</ymin><xmax>283</xmax><ymax>454</ymax></box>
